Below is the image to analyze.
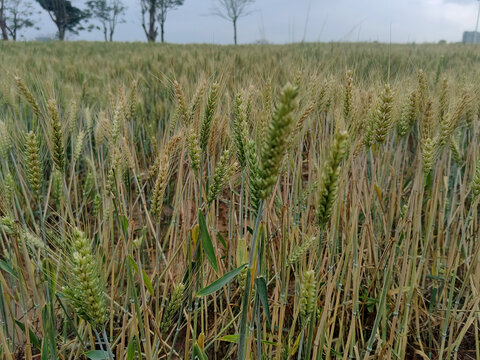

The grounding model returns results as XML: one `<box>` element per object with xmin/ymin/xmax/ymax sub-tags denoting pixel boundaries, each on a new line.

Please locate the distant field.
<box><xmin>0</xmin><ymin>42</ymin><xmax>479</xmax><ymax>359</ymax></box>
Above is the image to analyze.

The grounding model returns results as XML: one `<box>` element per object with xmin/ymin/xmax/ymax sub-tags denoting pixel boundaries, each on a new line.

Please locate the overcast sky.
<box><xmin>22</xmin><ymin>0</ymin><xmax>480</xmax><ymax>43</ymax></box>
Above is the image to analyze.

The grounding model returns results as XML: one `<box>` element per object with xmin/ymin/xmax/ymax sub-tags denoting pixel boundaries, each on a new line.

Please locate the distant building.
<box><xmin>463</xmin><ymin>31</ymin><xmax>480</xmax><ymax>44</ymax></box>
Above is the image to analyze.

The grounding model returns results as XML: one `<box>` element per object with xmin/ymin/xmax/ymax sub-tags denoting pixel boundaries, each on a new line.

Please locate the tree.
<box><xmin>35</xmin><ymin>0</ymin><xmax>89</xmax><ymax>40</ymax></box>
<box><xmin>140</xmin><ymin>0</ymin><xmax>157</xmax><ymax>42</ymax></box>
<box><xmin>0</xmin><ymin>0</ymin><xmax>8</xmax><ymax>40</ymax></box>
<box><xmin>211</xmin><ymin>0</ymin><xmax>254</xmax><ymax>45</ymax></box>
<box><xmin>86</xmin><ymin>0</ymin><xmax>125</xmax><ymax>41</ymax></box>
<box><xmin>5</xmin><ymin>0</ymin><xmax>38</xmax><ymax>40</ymax></box>
<box><xmin>157</xmin><ymin>0</ymin><xmax>183</xmax><ymax>43</ymax></box>
<box><xmin>140</xmin><ymin>0</ymin><xmax>185</xmax><ymax>43</ymax></box>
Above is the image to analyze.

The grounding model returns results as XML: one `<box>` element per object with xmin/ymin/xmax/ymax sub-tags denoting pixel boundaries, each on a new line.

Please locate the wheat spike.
<box><xmin>25</xmin><ymin>131</ymin><xmax>43</xmax><ymax>199</ymax></box>
<box><xmin>63</xmin><ymin>228</ymin><xmax>108</xmax><ymax>329</ymax></box>
<box><xmin>258</xmin><ymin>83</ymin><xmax>299</xmax><ymax>199</ymax></box>
<box><xmin>317</xmin><ymin>130</ymin><xmax>348</xmax><ymax>228</ymax></box>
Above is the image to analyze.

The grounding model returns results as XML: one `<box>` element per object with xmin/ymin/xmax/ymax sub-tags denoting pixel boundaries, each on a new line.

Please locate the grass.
<box><xmin>0</xmin><ymin>41</ymin><xmax>479</xmax><ymax>359</ymax></box>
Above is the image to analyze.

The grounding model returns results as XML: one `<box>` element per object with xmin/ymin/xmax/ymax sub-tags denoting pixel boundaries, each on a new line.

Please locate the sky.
<box><xmin>22</xmin><ymin>0</ymin><xmax>480</xmax><ymax>43</ymax></box>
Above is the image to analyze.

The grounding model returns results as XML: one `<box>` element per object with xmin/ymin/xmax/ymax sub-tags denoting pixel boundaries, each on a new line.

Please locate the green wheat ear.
<box><xmin>421</xmin><ymin>100</ymin><xmax>435</xmax><ymax>138</ymax></box>
<box><xmin>448</xmin><ymin>135</ymin><xmax>462</xmax><ymax>164</ymax></box>
<box><xmin>261</xmin><ymin>79</ymin><xmax>273</xmax><ymax>134</ymax></box>
<box><xmin>200</xmin><ymin>82</ymin><xmax>219</xmax><ymax>152</ymax></box>
<box><xmin>207</xmin><ymin>149</ymin><xmax>236</xmax><ymax>205</ymax></box>
<box><xmin>236</xmin><ymin>238</ymin><xmax>248</xmax><ymax>292</ymax></box>
<box><xmin>397</xmin><ymin>90</ymin><xmax>417</xmax><ymax>137</ymax></box>
<box><xmin>373</xmin><ymin>84</ymin><xmax>394</xmax><ymax>145</ymax></box>
<box><xmin>299</xmin><ymin>270</ymin><xmax>316</xmax><ymax>324</ymax></box>
<box><xmin>439</xmin><ymin>92</ymin><xmax>469</xmax><ymax>147</ymax></box>
<box><xmin>173</xmin><ymin>80</ymin><xmax>189</xmax><ymax>125</ymax></box>
<box><xmin>0</xmin><ymin>216</ymin><xmax>16</xmax><ymax>236</ymax></box>
<box><xmin>416</xmin><ymin>70</ymin><xmax>427</xmax><ymax>112</ymax></box>
<box><xmin>287</xmin><ymin>235</ymin><xmax>316</xmax><ymax>266</ymax></box>
<box><xmin>187</xmin><ymin>129</ymin><xmax>201</xmax><ymax>174</ymax></box>
<box><xmin>343</xmin><ymin>69</ymin><xmax>354</xmax><ymax>122</ymax></box>
<box><xmin>15</xmin><ymin>76</ymin><xmax>40</xmax><ymax>117</ymax></box>
<box><xmin>232</xmin><ymin>93</ymin><xmax>248</xmax><ymax>169</ymax></box>
<box><xmin>129</xmin><ymin>80</ymin><xmax>138</xmax><ymax>119</ymax></box>
<box><xmin>258</xmin><ymin>83</ymin><xmax>299</xmax><ymax>199</ymax></box>
<box><xmin>420</xmin><ymin>100</ymin><xmax>438</xmax><ymax>175</ymax></box>
<box><xmin>151</xmin><ymin>154</ymin><xmax>170</xmax><ymax>219</ymax></box>
<box><xmin>246</xmin><ymin>139</ymin><xmax>262</xmax><ymax>214</ymax></box>
<box><xmin>25</xmin><ymin>131</ymin><xmax>43</xmax><ymax>200</ymax></box>
<box><xmin>161</xmin><ymin>283</ymin><xmax>185</xmax><ymax>334</ymax></box>
<box><xmin>421</xmin><ymin>137</ymin><xmax>437</xmax><ymax>175</ymax></box>
<box><xmin>317</xmin><ymin>130</ymin><xmax>348</xmax><ymax>228</ymax></box>
<box><xmin>472</xmin><ymin>160</ymin><xmax>480</xmax><ymax>200</ymax></box>
<box><xmin>63</xmin><ymin>228</ymin><xmax>108</xmax><ymax>330</ymax></box>
<box><xmin>0</xmin><ymin>121</ymin><xmax>11</xmax><ymax>160</ymax></box>
<box><xmin>439</xmin><ymin>78</ymin><xmax>449</xmax><ymax>121</ymax></box>
<box><xmin>317</xmin><ymin>79</ymin><xmax>330</xmax><ymax>113</ymax></box>
<box><xmin>188</xmin><ymin>82</ymin><xmax>205</xmax><ymax>124</ymax></box>
<box><xmin>48</xmin><ymin>99</ymin><xmax>65</xmax><ymax>172</ymax></box>
<box><xmin>74</xmin><ymin>129</ymin><xmax>86</xmax><ymax>162</ymax></box>
<box><xmin>111</xmin><ymin>101</ymin><xmax>124</xmax><ymax>145</ymax></box>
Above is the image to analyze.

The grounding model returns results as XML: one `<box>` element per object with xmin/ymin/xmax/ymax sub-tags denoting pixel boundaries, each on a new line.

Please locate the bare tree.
<box><xmin>5</xmin><ymin>0</ymin><xmax>39</xmax><ymax>40</ymax></box>
<box><xmin>211</xmin><ymin>0</ymin><xmax>254</xmax><ymax>45</ymax></box>
<box><xmin>87</xmin><ymin>0</ymin><xmax>126</xmax><ymax>41</ymax></box>
<box><xmin>157</xmin><ymin>0</ymin><xmax>183</xmax><ymax>43</ymax></box>
<box><xmin>140</xmin><ymin>0</ymin><xmax>184</xmax><ymax>43</ymax></box>
<box><xmin>0</xmin><ymin>0</ymin><xmax>38</xmax><ymax>41</ymax></box>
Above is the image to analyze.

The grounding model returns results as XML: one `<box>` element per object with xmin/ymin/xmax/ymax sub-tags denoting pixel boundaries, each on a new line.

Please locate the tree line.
<box><xmin>0</xmin><ymin>0</ymin><xmax>255</xmax><ymax>43</ymax></box>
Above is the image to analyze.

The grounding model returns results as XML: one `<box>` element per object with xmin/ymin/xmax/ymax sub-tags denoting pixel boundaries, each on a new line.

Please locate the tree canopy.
<box><xmin>35</xmin><ymin>0</ymin><xmax>89</xmax><ymax>40</ymax></box>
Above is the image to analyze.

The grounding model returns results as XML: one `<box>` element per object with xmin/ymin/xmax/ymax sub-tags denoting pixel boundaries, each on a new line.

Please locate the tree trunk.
<box><xmin>0</xmin><ymin>18</ymin><xmax>8</xmax><ymax>40</ymax></box>
<box><xmin>148</xmin><ymin>3</ymin><xmax>156</xmax><ymax>42</ymax></box>
<box><xmin>11</xmin><ymin>13</ymin><xmax>17</xmax><ymax>40</ymax></box>
<box><xmin>161</xmin><ymin>21</ymin><xmax>164</xmax><ymax>43</ymax></box>
<box><xmin>103</xmin><ymin>25</ymin><xmax>107</xmax><ymax>42</ymax></box>
<box><xmin>58</xmin><ymin>0</ymin><xmax>67</xmax><ymax>41</ymax></box>
<box><xmin>0</xmin><ymin>0</ymin><xmax>8</xmax><ymax>41</ymax></box>
<box><xmin>58</xmin><ymin>25</ymin><xmax>65</xmax><ymax>41</ymax></box>
<box><xmin>109</xmin><ymin>18</ymin><xmax>115</xmax><ymax>42</ymax></box>
<box><xmin>233</xmin><ymin>18</ymin><xmax>237</xmax><ymax>45</ymax></box>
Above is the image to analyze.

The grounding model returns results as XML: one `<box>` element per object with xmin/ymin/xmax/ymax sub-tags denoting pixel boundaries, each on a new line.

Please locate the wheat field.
<box><xmin>0</xmin><ymin>42</ymin><xmax>479</xmax><ymax>359</ymax></box>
